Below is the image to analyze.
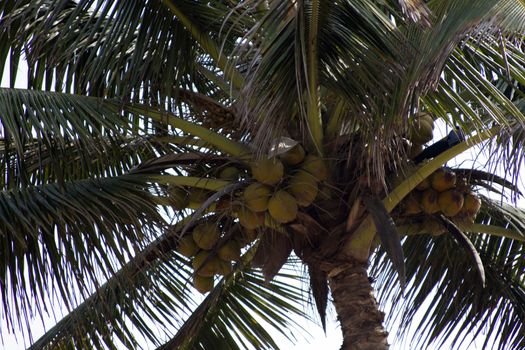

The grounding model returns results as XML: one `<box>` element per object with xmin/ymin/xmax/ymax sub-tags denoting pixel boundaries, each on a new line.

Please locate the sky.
<box><xmin>1</xmin><ymin>58</ymin><xmax>523</xmax><ymax>350</ymax></box>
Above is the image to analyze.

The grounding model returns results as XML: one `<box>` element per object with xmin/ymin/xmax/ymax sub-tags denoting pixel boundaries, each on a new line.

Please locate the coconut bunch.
<box><xmin>177</xmin><ymin>222</ymin><xmax>257</xmax><ymax>293</ymax></box>
<box><xmin>173</xmin><ymin>143</ymin><xmax>328</xmax><ymax>293</ymax></box>
<box><xmin>237</xmin><ymin>144</ymin><xmax>328</xmax><ymax>229</ymax></box>
<box><xmin>399</xmin><ymin>167</ymin><xmax>482</xmax><ymax>235</ymax></box>
<box><xmin>407</xmin><ymin>111</ymin><xmax>435</xmax><ymax>158</ymax></box>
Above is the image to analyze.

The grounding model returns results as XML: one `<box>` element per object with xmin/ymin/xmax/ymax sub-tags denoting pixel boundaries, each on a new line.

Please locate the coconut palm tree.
<box><xmin>1</xmin><ymin>0</ymin><xmax>525</xmax><ymax>349</ymax></box>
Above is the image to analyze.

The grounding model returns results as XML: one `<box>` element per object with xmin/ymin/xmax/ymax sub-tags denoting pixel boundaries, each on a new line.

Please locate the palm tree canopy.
<box><xmin>0</xmin><ymin>0</ymin><xmax>525</xmax><ymax>349</ymax></box>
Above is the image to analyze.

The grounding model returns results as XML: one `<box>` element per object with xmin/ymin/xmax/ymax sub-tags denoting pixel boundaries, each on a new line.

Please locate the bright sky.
<box><xmin>1</xmin><ymin>59</ymin><xmax>522</xmax><ymax>350</ymax></box>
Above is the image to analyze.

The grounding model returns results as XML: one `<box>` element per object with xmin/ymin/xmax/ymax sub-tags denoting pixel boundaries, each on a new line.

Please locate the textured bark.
<box><xmin>328</xmin><ymin>262</ymin><xmax>389</xmax><ymax>350</ymax></box>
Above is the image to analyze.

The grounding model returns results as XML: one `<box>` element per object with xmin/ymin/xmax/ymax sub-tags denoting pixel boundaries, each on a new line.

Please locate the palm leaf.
<box><xmin>371</xmin><ymin>197</ymin><xmax>525</xmax><ymax>350</ymax></box>
<box><xmin>0</xmin><ymin>175</ymin><xmax>165</xmax><ymax>341</ymax></box>
<box><xmin>29</xmin><ymin>226</ymin><xmax>309</xmax><ymax>350</ymax></box>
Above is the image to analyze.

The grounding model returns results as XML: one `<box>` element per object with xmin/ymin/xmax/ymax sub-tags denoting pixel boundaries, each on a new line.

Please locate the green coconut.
<box><xmin>280</xmin><ymin>144</ymin><xmax>305</xmax><ymax>166</ymax></box>
<box><xmin>409</xmin><ymin>143</ymin><xmax>423</xmax><ymax>159</ymax></box>
<box><xmin>438</xmin><ymin>189</ymin><xmax>464</xmax><ymax>217</ymax></box>
<box><xmin>216</xmin><ymin>260</ymin><xmax>232</xmax><ymax>276</ymax></box>
<box><xmin>238</xmin><ymin>207</ymin><xmax>265</xmax><ymax>230</ymax></box>
<box><xmin>251</xmin><ymin>158</ymin><xmax>284</xmax><ymax>185</ymax></box>
<box><xmin>301</xmin><ymin>155</ymin><xmax>328</xmax><ymax>181</ymax></box>
<box><xmin>288</xmin><ymin>170</ymin><xmax>318</xmax><ymax>207</ymax></box>
<box><xmin>193</xmin><ymin>251</ymin><xmax>220</xmax><ymax>277</ymax></box>
<box><xmin>431</xmin><ymin>168</ymin><xmax>457</xmax><ymax>192</ymax></box>
<box><xmin>408</xmin><ymin>112</ymin><xmax>434</xmax><ymax>144</ymax></box>
<box><xmin>219</xmin><ymin>166</ymin><xmax>240</xmax><ymax>181</ymax></box>
<box><xmin>243</xmin><ymin>182</ymin><xmax>272</xmax><ymax>212</ymax></box>
<box><xmin>192</xmin><ymin>222</ymin><xmax>220</xmax><ymax>250</ymax></box>
<box><xmin>193</xmin><ymin>275</ymin><xmax>214</xmax><ymax>294</ymax></box>
<box><xmin>268</xmin><ymin>190</ymin><xmax>298</xmax><ymax>223</ymax></box>
<box><xmin>417</xmin><ymin>111</ymin><xmax>434</xmax><ymax>124</ymax></box>
<box><xmin>218</xmin><ymin>240</ymin><xmax>241</xmax><ymax>261</ymax></box>
<box><xmin>460</xmin><ymin>192</ymin><xmax>482</xmax><ymax>217</ymax></box>
<box><xmin>176</xmin><ymin>235</ymin><xmax>199</xmax><ymax>257</ymax></box>
<box><xmin>421</xmin><ymin>189</ymin><xmax>440</xmax><ymax>214</ymax></box>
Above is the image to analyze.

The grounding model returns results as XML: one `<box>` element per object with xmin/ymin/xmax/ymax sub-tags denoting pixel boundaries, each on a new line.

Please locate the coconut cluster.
<box><xmin>407</xmin><ymin>112</ymin><xmax>434</xmax><ymax>158</ymax></box>
<box><xmin>238</xmin><ymin>144</ymin><xmax>327</xmax><ymax>229</ymax></box>
<box><xmin>177</xmin><ymin>222</ymin><xmax>257</xmax><ymax>293</ymax></box>
<box><xmin>171</xmin><ymin>143</ymin><xmax>328</xmax><ymax>294</ymax></box>
<box><xmin>399</xmin><ymin>167</ymin><xmax>482</xmax><ymax>235</ymax></box>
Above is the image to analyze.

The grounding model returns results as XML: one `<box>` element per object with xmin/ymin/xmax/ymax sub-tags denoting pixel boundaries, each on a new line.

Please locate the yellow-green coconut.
<box><xmin>193</xmin><ymin>251</ymin><xmax>220</xmax><ymax>277</ymax></box>
<box><xmin>188</xmin><ymin>189</ymin><xmax>210</xmax><ymax>208</ymax></box>
<box><xmin>193</xmin><ymin>275</ymin><xmax>214</xmax><ymax>294</ymax></box>
<box><xmin>438</xmin><ymin>190</ymin><xmax>464</xmax><ymax>217</ymax></box>
<box><xmin>301</xmin><ymin>155</ymin><xmax>328</xmax><ymax>181</ymax></box>
<box><xmin>421</xmin><ymin>189</ymin><xmax>441</xmax><ymax>214</ymax></box>
<box><xmin>280</xmin><ymin>144</ymin><xmax>305</xmax><ymax>166</ymax></box>
<box><xmin>192</xmin><ymin>222</ymin><xmax>220</xmax><ymax>250</ymax></box>
<box><xmin>288</xmin><ymin>170</ymin><xmax>318</xmax><ymax>207</ymax></box>
<box><xmin>176</xmin><ymin>235</ymin><xmax>199</xmax><ymax>257</ymax></box>
<box><xmin>219</xmin><ymin>166</ymin><xmax>240</xmax><ymax>181</ymax></box>
<box><xmin>218</xmin><ymin>240</ymin><xmax>241</xmax><ymax>261</ymax></box>
<box><xmin>243</xmin><ymin>182</ymin><xmax>272</xmax><ymax>212</ymax></box>
<box><xmin>268</xmin><ymin>190</ymin><xmax>298</xmax><ymax>223</ymax></box>
<box><xmin>431</xmin><ymin>168</ymin><xmax>457</xmax><ymax>192</ymax></box>
<box><xmin>460</xmin><ymin>192</ymin><xmax>482</xmax><ymax>217</ymax></box>
<box><xmin>169</xmin><ymin>187</ymin><xmax>189</xmax><ymax>210</ymax></box>
<box><xmin>251</xmin><ymin>158</ymin><xmax>284</xmax><ymax>185</ymax></box>
<box><xmin>238</xmin><ymin>207</ymin><xmax>265</xmax><ymax>230</ymax></box>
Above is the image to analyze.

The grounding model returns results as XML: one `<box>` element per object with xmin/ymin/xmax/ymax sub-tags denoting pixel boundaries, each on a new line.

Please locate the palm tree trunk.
<box><xmin>328</xmin><ymin>261</ymin><xmax>389</xmax><ymax>350</ymax></box>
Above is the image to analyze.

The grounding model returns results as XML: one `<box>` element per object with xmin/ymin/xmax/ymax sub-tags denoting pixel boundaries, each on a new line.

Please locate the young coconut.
<box><xmin>460</xmin><ymin>192</ymin><xmax>482</xmax><ymax>217</ymax></box>
<box><xmin>237</xmin><ymin>207</ymin><xmax>265</xmax><ymax>230</ymax></box>
<box><xmin>193</xmin><ymin>275</ymin><xmax>214</xmax><ymax>294</ymax></box>
<box><xmin>438</xmin><ymin>190</ymin><xmax>464</xmax><ymax>217</ymax></box>
<box><xmin>431</xmin><ymin>168</ymin><xmax>457</xmax><ymax>192</ymax></box>
<box><xmin>243</xmin><ymin>182</ymin><xmax>272</xmax><ymax>212</ymax></box>
<box><xmin>233</xmin><ymin>226</ymin><xmax>258</xmax><ymax>246</ymax></box>
<box><xmin>218</xmin><ymin>240</ymin><xmax>241</xmax><ymax>261</ymax></box>
<box><xmin>193</xmin><ymin>251</ymin><xmax>220</xmax><ymax>277</ymax></box>
<box><xmin>251</xmin><ymin>158</ymin><xmax>284</xmax><ymax>185</ymax></box>
<box><xmin>268</xmin><ymin>190</ymin><xmax>298</xmax><ymax>223</ymax></box>
<box><xmin>279</xmin><ymin>143</ymin><xmax>305</xmax><ymax>166</ymax></box>
<box><xmin>216</xmin><ymin>260</ymin><xmax>232</xmax><ymax>276</ymax></box>
<box><xmin>421</xmin><ymin>189</ymin><xmax>441</xmax><ymax>214</ymax></box>
<box><xmin>219</xmin><ymin>166</ymin><xmax>241</xmax><ymax>181</ymax></box>
<box><xmin>176</xmin><ymin>235</ymin><xmax>199</xmax><ymax>257</ymax></box>
<box><xmin>188</xmin><ymin>189</ymin><xmax>210</xmax><ymax>208</ymax></box>
<box><xmin>192</xmin><ymin>223</ymin><xmax>220</xmax><ymax>250</ymax></box>
<box><xmin>422</xmin><ymin>219</ymin><xmax>446</xmax><ymax>236</ymax></box>
<box><xmin>301</xmin><ymin>155</ymin><xmax>328</xmax><ymax>181</ymax></box>
<box><xmin>288</xmin><ymin>170</ymin><xmax>319</xmax><ymax>207</ymax></box>
<box><xmin>408</xmin><ymin>112</ymin><xmax>434</xmax><ymax>144</ymax></box>
<box><xmin>169</xmin><ymin>187</ymin><xmax>189</xmax><ymax>210</ymax></box>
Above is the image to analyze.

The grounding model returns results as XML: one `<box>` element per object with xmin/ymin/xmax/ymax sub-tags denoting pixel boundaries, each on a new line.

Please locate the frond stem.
<box><xmin>344</xmin><ymin>125</ymin><xmax>502</xmax><ymax>261</ymax></box>
<box><xmin>162</xmin><ymin>0</ymin><xmax>244</xmax><ymax>90</ymax></box>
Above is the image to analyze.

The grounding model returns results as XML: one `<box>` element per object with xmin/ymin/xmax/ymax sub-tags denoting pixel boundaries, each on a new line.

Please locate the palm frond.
<box><xmin>29</xmin><ymin>226</ymin><xmax>309</xmax><ymax>350</ymax></box>
<box><xmin>0</xmin><ymin>88</ymin><xmax>138</xmax><ymax>186</ymax></box>
<box><xmin>371</xmin><ymin>197</ymin><xmax>525</xmax><ymax>350</ymax></box>
<box><xmin>237</xmin><ymin>0</ymin><xmax>402</xmax><ymax>153</ymax></box>
<box><xmin>159</xmin><ymin>268</ymin><xmax>308</xmax><ymax>350</ymax></box>
<box><xmin>0</xmin><ymin>175</ymin><xmax>164</xmax><ymax>340</ymax></box>
<box><xmin>1</xmin><ymin>0</ymin><xmax>253</xmax><ymax>99</ymax></box>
